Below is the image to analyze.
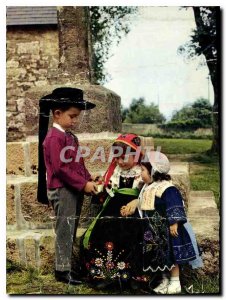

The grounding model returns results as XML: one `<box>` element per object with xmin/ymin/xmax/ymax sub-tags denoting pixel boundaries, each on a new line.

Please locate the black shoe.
<box><xmin>130</xmin><ymin>278</ymin><xmax>141</xmax><ymax>291</ymax></box>
<box><xmin>55</xmin><ymin>270</ymin><xmax>83</xmax><ymax>285</ymax></box>
<box><xmin>95</xmin><ymin>279</ymin><xmax>114</xmax><ymax>290</ymax></box>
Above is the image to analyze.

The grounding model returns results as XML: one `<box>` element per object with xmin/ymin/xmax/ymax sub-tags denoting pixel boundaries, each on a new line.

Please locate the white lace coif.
<box><xmin>147</xmin><ymin>151</ymin><xmax>170</xmax><ymax>174</ymax></box>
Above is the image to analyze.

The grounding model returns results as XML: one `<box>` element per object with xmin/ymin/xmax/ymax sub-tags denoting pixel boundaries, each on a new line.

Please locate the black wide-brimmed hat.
<box><xmin>37</xmin><ymin>87</ymin><xmax>96</xmax><ymax>205</ymax></box>
<box><xmin>40</xmin><ymin>87</ymin><xmax>96</xmax><ymax>110</ymax></box>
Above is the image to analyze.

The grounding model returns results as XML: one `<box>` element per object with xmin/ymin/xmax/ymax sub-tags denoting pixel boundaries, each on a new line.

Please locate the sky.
<box><xmin>104</xmin><ymin>6</ymin><xmax>214</xmax><ymax>120</ymax></box>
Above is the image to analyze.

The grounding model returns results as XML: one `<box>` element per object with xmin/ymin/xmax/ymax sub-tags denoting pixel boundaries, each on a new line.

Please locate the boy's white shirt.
<box><xmin>138</xmin><ymin>180</ymin><xmax>174</xmax><ymax>218</ymax></box>
<box><xmin>53</xmin><ymin>122</ymin><xmax>65</xmax><ymax>132</ymax></box>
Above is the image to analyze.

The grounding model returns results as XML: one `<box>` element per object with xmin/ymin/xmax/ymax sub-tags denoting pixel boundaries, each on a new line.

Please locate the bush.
<box><xmin>159</xmin><ymin>119</ymin><xmax>207</xmax><ymax>131</ymax></box>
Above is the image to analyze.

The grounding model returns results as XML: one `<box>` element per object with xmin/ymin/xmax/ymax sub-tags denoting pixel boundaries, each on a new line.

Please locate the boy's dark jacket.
<box><xmin>43</xmin><ymin>127</ymin><xmax>91</xmax><ymax>191</ymax></box>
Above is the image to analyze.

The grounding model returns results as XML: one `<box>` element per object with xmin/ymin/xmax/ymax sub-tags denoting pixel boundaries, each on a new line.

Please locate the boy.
<box><xmin>37</xmin><ymin>87</ymin><xmax>97</xmax><ymax>284</ymax></box>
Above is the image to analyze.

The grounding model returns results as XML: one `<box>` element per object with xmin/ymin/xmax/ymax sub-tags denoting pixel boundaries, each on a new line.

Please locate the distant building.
<box><xmin>6</xmin><ymin>6</ymin><xmax>59</xmax><ymax>141</ymax></box>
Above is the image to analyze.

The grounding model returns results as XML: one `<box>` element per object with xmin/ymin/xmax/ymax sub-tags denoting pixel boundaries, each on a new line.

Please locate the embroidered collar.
<box><xmin>106</xmin><ymin>165</ymin><xmax>143</xmax><ymax>196</ymax></box>
<box><xmin>139</xmin><ymin>180</ymin><xmax>174</xmax><ymax>212</ymax></box>
<box><xmin>115</xmin><ymin>165</ymin><xmax>141</xmax><ymax>178</ymax></box>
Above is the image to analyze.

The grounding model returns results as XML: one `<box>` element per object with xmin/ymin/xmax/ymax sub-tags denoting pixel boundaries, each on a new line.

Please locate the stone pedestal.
<box><xmin>25</xmin><ymin>83</ymin><xmax>122</xmax><ymax>136</ymax></box>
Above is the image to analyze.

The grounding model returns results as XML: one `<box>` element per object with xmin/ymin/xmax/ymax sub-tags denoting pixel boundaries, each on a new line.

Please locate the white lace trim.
<box><xmin>140</xmin><ymin>180</ymin><xmax>174</xmax><ymax>210</ymax></box>
<box><xmin>143</xmin><ymin>264</ymin><xmax>175</xmax><ymax>273</ymax></box>
<box><xmin>106</xmin><ymin>165</ymin><xmax>143</xmax><ymax>196</ymax></box>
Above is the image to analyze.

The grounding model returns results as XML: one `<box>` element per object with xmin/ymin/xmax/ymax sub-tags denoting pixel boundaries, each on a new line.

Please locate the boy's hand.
<box><xmin>170</xmin><ymin>223</ymin><xmax>178</xmax><ymax>237</ymax></box>
<box><xmin>91</xmin><ymin>174</ymin><xmax>104</xmax><ymax>182</ymax></box>
<box><xmin>120</xmin><ymin>199</ymin><xmax>138</xmax><ymax>216</ymax></box>
<box><xmin>84</xmin><ymin>181</ymin><xmax>97</xmax><ymax>194</ymax></box>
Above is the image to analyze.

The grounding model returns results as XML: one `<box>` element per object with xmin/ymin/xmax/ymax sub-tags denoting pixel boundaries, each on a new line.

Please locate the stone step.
<box><xmin>169</xmin><ymin>162</ymin><xmax>190</xmax><ymax>208</ymax></box>
<box><xmin>7</xmin><ymin>136</ymin><xmax>154</xmax><ymax>176</ymax></box>
<box><xmin>6</xmin><ymin>139</ymin><xmax>114</xmax><ymax>176</ymax></box>
<box><xmin>6</xmin><ymin>175</ymin><xmax>53</xmax><ymax>228</ymax></box>
<box><xmin>188</xmin><ymin>190</ymin><xmax>219</xmax><ymax>242</ymax></box>
<box><xmin>7</xmin><ymin>227</ymin><xmax>86</xmax><ymax>269</ymax></box>
<box><xmin>169</xmin><ymin>162</ymin><xmax>189</xmax><ymax>174</ymax></box>
<box><xmin>26</xmin><ymin>132</ymin><xmax>119</xmax><ymax>142</ymax></box>
<box><xmin>7</xmin><ymin>187</ymin><xmax>219</xmax><ymax>273</ymax></box>
<box><xmin>6</xmin><ymin>162</ymin><xmax>190</xmax><ymax>229</ymax></box>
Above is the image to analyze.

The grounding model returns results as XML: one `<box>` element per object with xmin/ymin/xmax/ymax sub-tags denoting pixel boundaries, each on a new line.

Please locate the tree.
<box><xmin>178</xmin><ymin>7</ymin><xmax>220</xmax><ymax>154</ymax></box>
<box><xmin>121</xmin><ymin>105</ymin><xmax>129</xmax><ymax>122</ymax></box>
<box><xmin>122</xmin><ymin>97</ymin><xmax>166</xmax><ymax>124</ymax></box>
<box><xmin>89</xmin><ymin>6</ymin><xmax>137</xmax><ymax>84</ymax></box>
<box><xmin>170</xmin><ymin>98</ymin><xmax>213</xmax><ymax>129</ymax></box>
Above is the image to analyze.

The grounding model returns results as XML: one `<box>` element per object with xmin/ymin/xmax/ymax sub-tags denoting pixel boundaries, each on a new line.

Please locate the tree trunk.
<box><xmin>193</xmin><ymin>7</ymin><xmax>220</xmax><ymax>155</ymax></box>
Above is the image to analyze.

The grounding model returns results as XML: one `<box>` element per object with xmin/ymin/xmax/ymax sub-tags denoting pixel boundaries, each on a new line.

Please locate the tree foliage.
<box><xmin>178</xmin><ymin>7</ymin><xmax>220</xmax><ymax>153</ymax></box>
<box><xmin>122</xmin><ymin>97</ymin><xmax>166</xmax><ymax>124</ymax></box>
<box><xmin>162</xmin><ymin>98</ymin><xmax>213</xmax><ymax>130</ymax></box>
<box><xmin>89</xmin><ymin>6</ymin><xmax>137</xmax><ymax>84</ymax></box>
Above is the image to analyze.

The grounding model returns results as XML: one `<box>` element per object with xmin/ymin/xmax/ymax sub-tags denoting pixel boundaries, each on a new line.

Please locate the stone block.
<box><xmin>169</xmin><ymin>162</ymin><xmax>190</xmax><ymax>209</ymax></box>
<box><xmin>7</xmin><ymin>104</ymin><xmax>17</xmax><ymax>112</ymax></box>
<box><xmin>7</xmin><ymin>142</ymin><xmax>32</xmax><ymax>176</ymax></box>
<box><xmin>7</xmin><ymin>67</ymin><xmax>26</xmax><ymax>78</ymax></box>
<box><xmin>6</xmin><ymin>227</ymin><xmax>86</xmax><ymax>272</ymax></box>
<box><xmin>188</xmin><ymin>191</ymin><xmax>219</xmax><ymax>242</ymax></box>
<box><xmin>81</xmin><ymin>139</ymin><xmax>113</xmax><ymax>173</ymax></box>
<box><xmin>6</xmin><ymin>229</ymin><xmax>55</xmax><ymax>271</ymax></box>
<box><xmin>7</xmin><ymin>176</ymin><xmax>53</xmax><ymax>229</ymax></box>
<box><xmin>29</xmin><ymin>142</ymin><xmax>38</xmax><ymax>175</ymax></box>
<box><xmin>6</xmin><ymin>238</ymin><xmax>20</xmax><ymax>264</ymax></box>
<box><xmin>187</xmin><ymin>190</ymin><xmax>219</xmax><ymax>277</ymax></box>
<box><xmin>20</xmin><ymin>181</ymin><xmax>53</xmax><ymax>227</ymax></box>
<box><xmin>7</xmin><ymin>143</ymin><xmax>25</xmax><ymax>175</ymax></box>
<box><xmin>24</xmin><ymin>83</ymin><xmax>121</xmax><ymax>136</ymax></box>
<box><xmin>17</xmin><ymin>41</ymin><xmax>40</xmax><ymax>55</ymax></box>
<box><xmin>6</xmin><ymin>184</ymin><xmax>15</xmax><ymax>225</ymax></box>
<box><xmin>29</xmin><ymin>139</ymin><xmax>114</xmax><ymax>175</ymax></box>
<box><xmin>79</xmin><ymin>195</ymin><xmax>92</xmax><ymax>226</ymax></box>
<box><xmin>7</xmin><ymin>60</ymin><xmax>19</xmax><ymax>68</ymax></box>
<box><xmin>7</xmin><ymin>87</ymin><xmax>23</xmax><ymax>98</ymax></box>
<box><xmin>16</xmin><ymin>98</ymin><xmax>25</xmax><ymax>111</ymax></box>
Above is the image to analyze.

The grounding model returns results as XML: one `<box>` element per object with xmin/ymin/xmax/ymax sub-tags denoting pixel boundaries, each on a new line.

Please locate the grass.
<box><xmin>154</xmin><ymin>138</ymin><xmax>212</xmax><ymax>154</ymax></box>
<box><xmin>7</xmin><ymin>268</ymin><xmax>220</xmax><ymax>295</ymax></box>
<box><xmin>189</xmin><ymin>155</ymin><xmax>220</xmax><ymax>208</ymax></box>
<box><xmin>181</xmin><ymin>270</ymin><xmax>220</xmax><ymax>294</ymax></box>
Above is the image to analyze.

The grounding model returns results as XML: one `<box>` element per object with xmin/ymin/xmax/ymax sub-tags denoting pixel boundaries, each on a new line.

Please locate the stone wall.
<box><xmin>6</xmin><ymin>25</ymin><xmax>122</xmax><ymax>141</ymax></box>
<box><xmin>122</xmin><ymin>123</ymin><xmax>164</xmax><ymax>136</ymax></box>
<box><xmin>6</xmin><ymin>26</ymin><xmax>59</xmax><ymax>141</ymax></box>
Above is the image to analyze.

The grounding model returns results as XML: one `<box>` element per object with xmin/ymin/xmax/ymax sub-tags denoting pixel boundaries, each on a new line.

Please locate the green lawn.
<box><xmin>154</xmin><ymin>138</ymin><xmax>212</xmax><ymax>154</ymax></box>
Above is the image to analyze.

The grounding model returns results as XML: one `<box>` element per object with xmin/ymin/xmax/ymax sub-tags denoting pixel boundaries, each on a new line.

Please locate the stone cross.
<box><xmin>57</xmin><ymin>6</ymin><xmax>93</xmax><ymax>83</ymax></box>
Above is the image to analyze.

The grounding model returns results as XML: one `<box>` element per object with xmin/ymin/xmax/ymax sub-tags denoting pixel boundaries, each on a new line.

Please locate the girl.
<box><xmin>121</xmin><ymin>151</ymin><xmax>203</xmax><ymax>294</ymax></box>
<box><xmin>80</xmin><ymin>134</ymin><xmax>145</xmax><ymax>289</ymax></box>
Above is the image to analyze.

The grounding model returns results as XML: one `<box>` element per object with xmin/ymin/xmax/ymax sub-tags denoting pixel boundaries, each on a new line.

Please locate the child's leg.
<box><xmin>54</xmin><ymin>187</ymin><xmax>82</xmax><ymax>273</ymax></box>
<box><xmin>170</xmin><ymin>264</ymin><xmax>180</xmax><ymax>277</ymax></box>
<box><xmin>167</xmin><ymin>264</ymin><xmax>181</xmax><ymax>294</ymax></box>
<box><xmin>153</xmin><ymin>272</ymin><xmax>170</xmax><ymax>293</ymax></box>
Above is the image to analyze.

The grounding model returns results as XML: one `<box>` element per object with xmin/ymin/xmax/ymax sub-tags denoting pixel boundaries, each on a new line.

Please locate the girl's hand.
<box><xmin>120</xmin><ymin>199</ymin><xmax>138</xmax><ymax>216</ymax></box>
<box><xmin>170</xmin><ymin>223</ymin><xmax>178</xmax><ymax>237</ymax></box>
<box><xmin>120</xmin><ymin>206</ymin><xmax>127</xmax><ymax>216</ymax></box>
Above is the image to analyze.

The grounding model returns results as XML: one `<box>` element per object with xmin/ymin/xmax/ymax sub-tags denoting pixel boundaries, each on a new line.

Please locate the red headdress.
<box><xmin>104</xmin><ymin>134</ymin><xmax>141</xmax><ymax>186</ymax></box>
